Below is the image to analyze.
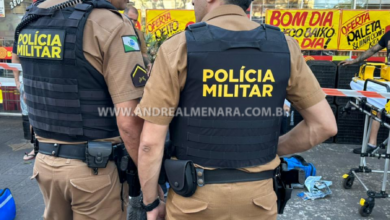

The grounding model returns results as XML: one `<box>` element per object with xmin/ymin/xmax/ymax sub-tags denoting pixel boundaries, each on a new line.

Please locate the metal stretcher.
<box><xmin>342</xmin><ymin>79</ymin><xmax>390</xmax><ymax>217</ymax></box>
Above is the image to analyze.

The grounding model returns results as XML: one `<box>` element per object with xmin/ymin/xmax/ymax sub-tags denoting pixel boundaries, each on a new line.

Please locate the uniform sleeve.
<box><xmin>138</xmin><ymin>30</ymin><xmax>148</xmax><ymax>54</ymax></box>
<box><xmin>285</xmin><ymin>36</ymin><xmax>325</xmax><ymax>110</ymax></box>
<box><xmin>100</xmin><ymin>19</ymin><xmax>145</xmax><ymax>104</ymax></box>
<box><xmin>135</xmin><ymin>37</ymin><xmax>186</xmax><ymax>125</ymax></box>
<box><xmin>378</xmin><ymin>32</ymin><xmax>390</xmax><ymax>49</ymax></box>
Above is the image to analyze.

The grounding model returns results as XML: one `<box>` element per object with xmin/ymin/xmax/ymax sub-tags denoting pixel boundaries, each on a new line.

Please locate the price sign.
<box><xmin>10</xmin><ymin>0</ymin><xmax>24</xmax><ymax>9</ymax></box>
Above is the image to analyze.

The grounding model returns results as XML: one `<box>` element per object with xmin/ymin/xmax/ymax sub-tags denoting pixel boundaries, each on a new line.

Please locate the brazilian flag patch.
<box><xmin>122</xmin><ymin>35</ymin><xmax>140</xmax><ymax>53</ymax></box>
<box><xmin>131</xmin><ymin>64</ymin><xmax>148</xmax><ymax>87</ymax></box>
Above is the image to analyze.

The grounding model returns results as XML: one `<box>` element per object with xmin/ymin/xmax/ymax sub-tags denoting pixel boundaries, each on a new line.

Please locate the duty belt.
<box><xmin>196</xmin><ymin>168</ymin><xmax>275</xmax><ymax>186</ymax></box>
<box><xmin>38</xmin><ymin>142</ymin><xmax>87</xmax><ymax>161</ymax></box>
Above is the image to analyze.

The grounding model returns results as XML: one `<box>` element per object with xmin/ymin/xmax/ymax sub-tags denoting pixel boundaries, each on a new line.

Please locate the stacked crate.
<box><xmin>335</xmin><ymin>64</ymin><xmax>361</xmax><ymax>106</ymax></box>
<box><xmin>1</xmin><ymin>86</ymin><xmax>21</xmax><ymax>112</ymax></box>
<box><xmin>335</xmin><ymin>105</ymin><xmax>365</xmax><ymax>144</ymax></box>
<box><xmin>336</xmin><ymin>105</ymin><xmax>390</xmax><ymax>145</ymax></box>
<box><xmin>287</xmin><ymin>61</ymin><xmax>387</xmax><ymax>144</ymax></box>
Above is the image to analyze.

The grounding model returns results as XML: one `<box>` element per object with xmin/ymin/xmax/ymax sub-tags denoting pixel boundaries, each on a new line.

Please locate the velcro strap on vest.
<box><xmin>81</xmin><ymin>105</ymin><xmax>113</xmax><ymax>113</ymax></box>
<box><xmin>30</xmin><ymin>118</ymin><xmax>83</xmax><ymax>135</ymax></box>
<box><xmin>27</xmin><ymin>7</ymin><xmax>56</xmax><ymax>16</ymax></box>
<box><xmin>188</xmin><ymin>118</ymin><xmax>279</xmax><ymax>129</ymax></box>
<box><xmin>68</xmin><ymin>4</ymin><xmax>92</xmax><ymax>20</ymax></box>
<box><xmin>263</xmin><ymin>24</ymin><xmax>280</xmax><ymax>31</ymax></box>
<box><xmin>185</xmin><ymin>24</ymin><xmax>269</xmax><ymax>51</ymax></box>
<box><xmin>69</xmin><ymin>10</ymin><xmax>86</xmax><ymax>20</ymax></box>
<box><xmin>83</xmin><ymin>118</ymin><xmax>117</xmax><ymax>127</ymax></box>
<box><xmin>75</xmin><ymin>3</ymin><xmax>93</xmax><ymax>11</ymax></box>
<box><xmin>186</xmin><ymin>147</ymin><xmax>276</xmax><ymax>160</ymax></box>
<box><xmin>64</xmin><ymin>50</ymin><xmax>76</xmax><ymax>59</ymax></box>
<box><xmin>24</xmin><ymin>78</ymin><xmax>78</xmax><ymax>93</ymax></box>
<box><xmin>83</xmin><ymin>129</ymin><xmax>119</xmax><ymax>139</ymax></box>
<box><xmin>26</xmin><ymin>93</ymin><xmax>80</xmax><ymax>107</ymax></box>
<box><xmin>187</xmin><ymin>40</ymin><xmax>264</xmax><ymax>52</ymax></box>
<box><xmin>28</xmin><ymin>18</ymin><xmax>79</xmax><ymax>27</ymax></box>
<box><xmin>79</xmin><ymin>91</ymin><xmax>111</xmax><ymax>100</ymax></box>
<box><xmin>66</xmin><ymin>34</ymin><xmax>77</xmax><ymax>43</ymax></box>
<box><xmin>187</xmin><ymin>132</ymin><xmax>278</xmax><ymax>145</ymax></box>
<box><xmin>28</xmin><ymin>106</ymin><xmax>82</xmax><ymax>122</ymax></box>
<box><xmin>186</xmin><ymin>22</ymin><xmax>213</xmax><ymax>41</ymax></box>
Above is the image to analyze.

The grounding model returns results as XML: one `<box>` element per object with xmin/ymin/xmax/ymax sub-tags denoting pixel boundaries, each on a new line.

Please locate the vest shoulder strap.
<box><xmin>186</xmin><ymin>22</ymin><xmax>213</xmax><ymax>41</ymax></box>
<box><xmin>262</xmin><ymin>24</ymin><xmax>280</xmax><ymax>31</ymax></box>
<box><xmin>74</xmin><ymin>3</ymin><xmax>93</xmax><ymax>11</ymax></box>
<box><xmin>26</xmin><ymin>6</ymin><xmax>56</xmax><ymax>16</ymax></box>
<box><xmin>68</xmin><ymin>3</ymin><xmax>94</xmax><ymax>20</ymax></box>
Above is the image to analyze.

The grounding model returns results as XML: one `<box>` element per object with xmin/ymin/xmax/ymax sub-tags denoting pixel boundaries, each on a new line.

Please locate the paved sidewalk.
<box><xmin>1</xmin><ymin>116</ymin><xmax>389</xmax><ymax>220</ymax></box>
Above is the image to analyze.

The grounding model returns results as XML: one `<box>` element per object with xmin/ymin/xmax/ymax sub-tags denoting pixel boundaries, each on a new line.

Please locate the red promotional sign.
<box><xmin>0</xmin><ymin>47</ymin><xmax>12</xmax><ymax>60</ymax></box>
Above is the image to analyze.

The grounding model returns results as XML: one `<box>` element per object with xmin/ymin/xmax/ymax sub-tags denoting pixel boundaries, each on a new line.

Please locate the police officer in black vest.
<box><xmin>135</xmin><ymin>0</ymin><xmax>337</xmax><ymax>219</ymax></box>
<box><xmin>13</xmin><ymin>0</ymin><xmax>148</xmax><ymax>219</ymax></box>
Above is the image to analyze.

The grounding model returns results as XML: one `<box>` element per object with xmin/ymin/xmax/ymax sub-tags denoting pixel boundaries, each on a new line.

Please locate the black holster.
<box><xmin>31</xmin><ymin>128</ymin><xmax>39</xmax><ymax>155</ymax></box>
<box><xmin>113</xmin><ymin>144</ymin><xmax>141</xmax><ymax>197</ymax></box>
<box><xmin>273</xmin><ymin>167</ymin><xmax>293</xmax><ymax>214</ymax></box>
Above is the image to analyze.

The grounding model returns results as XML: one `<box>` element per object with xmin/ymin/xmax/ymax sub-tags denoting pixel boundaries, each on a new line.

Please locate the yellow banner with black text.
<box><xmin>339</xmin><ymin>10</ymin><xmax>390</xmax><ymax>51</ymax></box>
<box><xmin>146</xmin><ymin>10</ymin><xmax>195</xmax><ymax>41</ymax></box>
<box><xmin>266</xmin><ymin>9</ymin><xmax>390</xmax><ymax>51</ymax></box>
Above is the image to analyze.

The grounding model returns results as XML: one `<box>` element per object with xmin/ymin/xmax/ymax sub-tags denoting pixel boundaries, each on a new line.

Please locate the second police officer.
<box><xmin>14</xmin><ymin>0</ymin><xmax>148</xmax><ymax>219</ymax></box>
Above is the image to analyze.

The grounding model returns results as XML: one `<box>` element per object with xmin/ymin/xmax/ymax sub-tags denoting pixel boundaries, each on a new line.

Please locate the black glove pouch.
<box><xmin>164</xmin><ymin>159</ymin><xmax>197</xmax><ymax>197</ymax></box>
<box><xmin>86</xmin><ymin>141</ymin><xmax>112</xmax><ymax>169</ymax></box>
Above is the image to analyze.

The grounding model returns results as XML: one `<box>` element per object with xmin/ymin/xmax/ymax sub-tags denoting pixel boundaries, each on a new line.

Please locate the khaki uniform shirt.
<box><xmin>136</xmin><ymin>5</ymin><xmax>325</xmax><ymax>172</ymax></box>
<box><xmin>35</xmin><ymin>0</ymin><xmax>145</xmax><ymax>144</ymax></box>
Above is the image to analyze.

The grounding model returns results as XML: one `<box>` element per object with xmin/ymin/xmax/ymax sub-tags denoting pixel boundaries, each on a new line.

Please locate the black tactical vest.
<box><xmin>17</xmin><ymin>0</ymin><xmax>120</xmax><ymax>142</ymax></box>
<box><xmin>169</xmin><ymin>23</ymin><xmax>291</xmax><ymax>168</ymax></box>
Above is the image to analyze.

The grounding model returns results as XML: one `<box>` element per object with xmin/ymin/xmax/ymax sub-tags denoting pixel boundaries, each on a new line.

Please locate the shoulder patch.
<box><xmin>122</xmin><ymin>35</ymin><xmax>140</xmax><ymax>53</ymax></box>
<box><xmin>131</xmin><ymin>64</ymin><xmax>148</xmax><ymax>87</ymax></box>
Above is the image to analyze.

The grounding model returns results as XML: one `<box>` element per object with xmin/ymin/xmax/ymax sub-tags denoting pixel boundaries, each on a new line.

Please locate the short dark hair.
<box><xmin>124</xmin><ymin>6</ymin><xmax>138</xmax><ymax>16</ymax></box>
<box><xmin>224</xmin><ymin>0</ymin><xmax>252</xmax><ymax>11</ymax></box>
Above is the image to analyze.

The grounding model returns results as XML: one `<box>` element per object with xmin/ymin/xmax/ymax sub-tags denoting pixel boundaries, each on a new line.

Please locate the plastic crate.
<box><xmin>1</xmin><ymin>86</ymin><xmax>21</xmax><ymax>112</ymax></box>
<box><xmin>335</xmin><ymin>63</ymin><xmax>362</xmax><ymax>105</ymax></box>
<box><xmin>336</xmin><ymin>105</ymin><xmax>365</xmax><ymax>126</ymax></box>
<box><xmin>335</xmin><ymin>125</ymin><xmax>364</xmax><ymax>144</ymax></box>
<box><xmin>307</xmin><ymin>61</ymin><xmax>337</xmax><ymax>88</ymax></box>
<box><xmin>335</xmin><ymin>105</ymin><xmax>364</xmax><ymax>144</ymax></box>
<box><xmin>291</xmin><ymin>104</ymin><xmax>337</xmax><ymax>143</ymax></box>
<box><xmin>335</xmin><ymin>124</ymin><xmax>389</xmax><ymax>145</ymax></box>
<box><xmin>307</xmin><ymin>60</ymin><xmax>337</xmax><ymax>104</ymax></box>
<box><xmin>335</xmin><ymin>105</ymin><xmax>390</xmax><ymax>144</ymax></box>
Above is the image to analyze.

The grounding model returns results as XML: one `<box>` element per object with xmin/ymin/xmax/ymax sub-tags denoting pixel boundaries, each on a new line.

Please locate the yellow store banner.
<box><xmin>146</xmin><ymin>10</ymin><xmax>195</xmax><ymax>40</ymax></box>
<box><xmin>266</xmin><ymin>9</ymin><xmax>341</xmax><ymax>50</ymax></box>
<box><xmin>339</xmin><ymin>10</ymin><xmax>390</xmax><ymax>51</ymax></box>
